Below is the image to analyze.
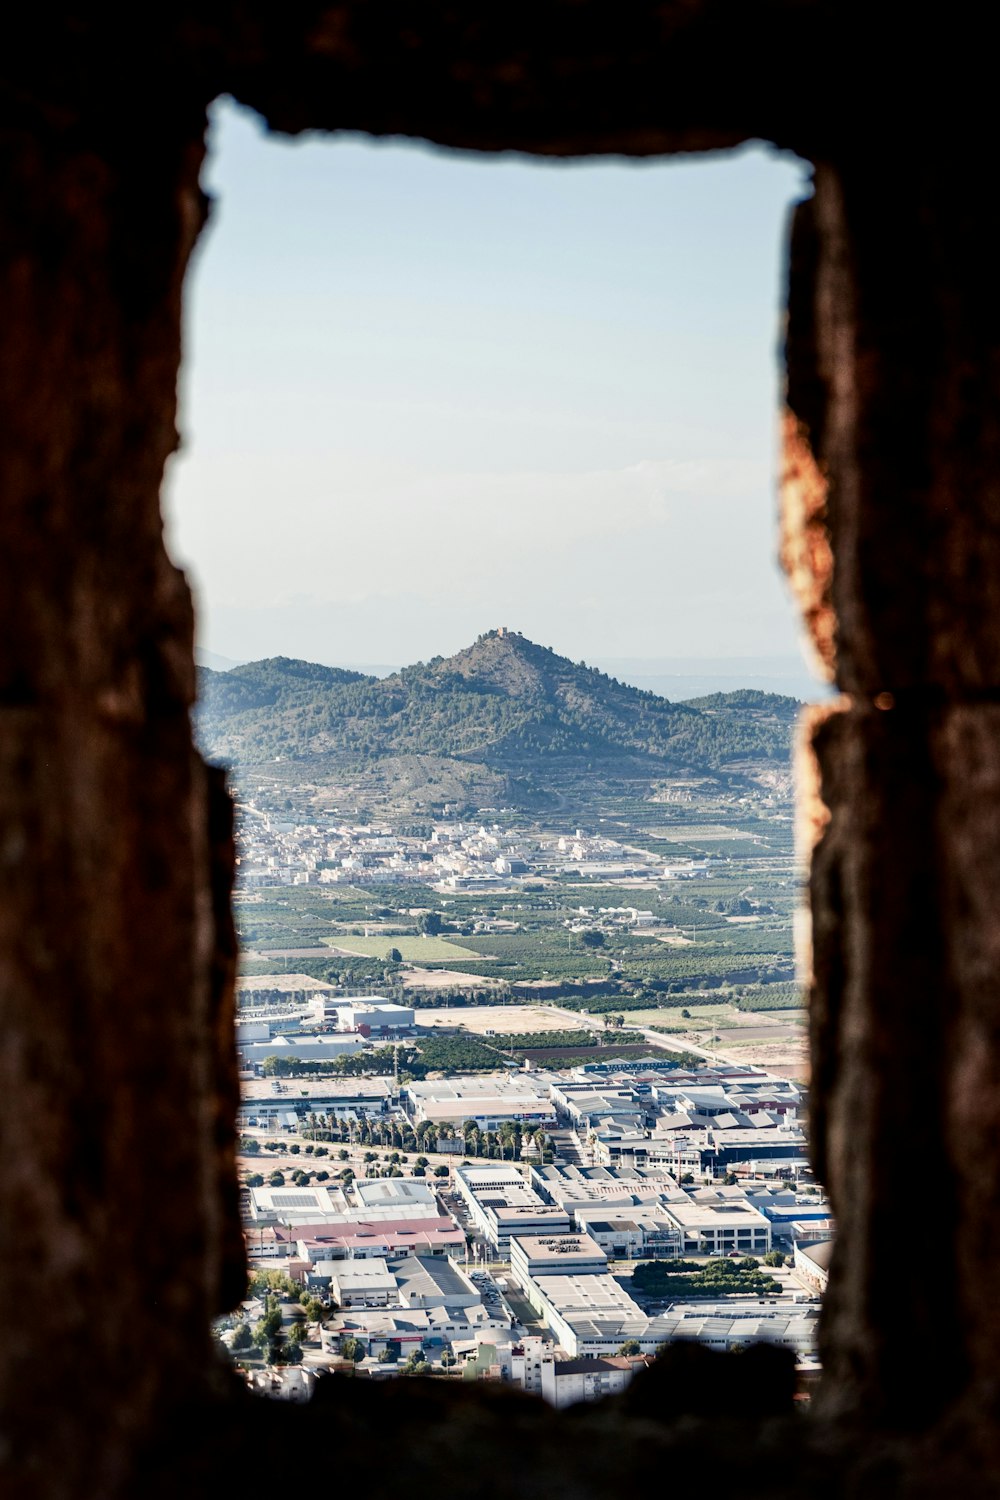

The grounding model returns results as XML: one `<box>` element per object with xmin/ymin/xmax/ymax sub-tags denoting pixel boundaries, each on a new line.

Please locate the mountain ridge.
<box><xmin>197</xmin><ymin>629</ymin><xmax>798</xmax><ymax>782</ymax></box>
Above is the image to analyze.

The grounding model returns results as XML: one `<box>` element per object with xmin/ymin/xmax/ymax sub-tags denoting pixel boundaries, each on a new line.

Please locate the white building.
<box><xmin>659</xmin><ymin>1199</ymin><xmax>772</xmax><ymax>1257</ymax></box>
<box><xmin>455</xmin><ymin>1166</ymin><xmax>570</xmax><ymax>1253</ymax></box>
<box><xmin>340</xmin><ymin>1002</ymin><xmax>415</xmax><ymax>1034</ymax></box>
<box><xmin>352</xmin><ymin>1179</ymin><xmax>438</xmax><ymax>1213</ymax></box>
<box><xmin>394</xmin><ymin>1255</ymin><xmax>483</xmax><ymax>1310</ymax></box>
<box><xmin>794</xmin><ymin>1238</ymin><xmax>833</xmax><ymax>1294</ymax></box>
<box><xmin>522</xmin><ymin>1271</ymin><xmax>663</xmax><ymax>1357</ymax></box>
<box><xmin>329</xmin><ymin>1260</ymin><xmax>399</xmax><ymax>1308</ymax></box>
<box><xmin>545</xmin><ymin>1355</ymin><xmax>648</xmax><ymax>1407</ymax></box>
<box><xmin>248</xmin><ymin>1182</ymin><xmax>347</xmax><ymax>1223</ymax></box>
<box><xmin>404</xmin><ymin>1075</ymin><xmax>557</xmax><ymax>1131</ymax></box>
<box><xmin>510</xmin><ymin>1233</ymin><xmax>609</xmax><ymax>1288</ymax></box>
<box><xmin>240</xmin><ymin>1034</ymin><xmax>367</xmax><ymax>1068</ymax></box>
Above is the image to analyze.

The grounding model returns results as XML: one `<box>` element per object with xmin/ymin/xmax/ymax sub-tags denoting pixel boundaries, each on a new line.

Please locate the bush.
<box><xmin>231</xmin><ymin>1322</ymin><xmax>253</xmax><ymax>1352</ymax></box>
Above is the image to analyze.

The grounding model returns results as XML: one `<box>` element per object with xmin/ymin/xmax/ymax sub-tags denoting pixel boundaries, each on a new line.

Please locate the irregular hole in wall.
<box><xmin>162</xmin><ymin>98</ymin><xmax>829</xmax><ymax>1390</ymax></box>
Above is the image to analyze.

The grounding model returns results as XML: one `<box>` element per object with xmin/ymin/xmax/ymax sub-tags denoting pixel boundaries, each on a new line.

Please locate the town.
<box><xmin>218</xmin><ymin>782</ymin><xmax>825</xmax><ymax>1405</ymax></box>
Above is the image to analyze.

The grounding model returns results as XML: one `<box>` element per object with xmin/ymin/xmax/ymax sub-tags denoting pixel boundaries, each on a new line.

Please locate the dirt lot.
<box><xmin>406</xmin><ymin>968</ymin><xmax>504</xmax><ymax>991</ymax></box>
<box><xmin>415</xmin><ymin>1004</ymin><xmax>580</xmax><ymax>1034</ymax></box>
<box><xmin>634</xmin><ymin>1002</ymin><xmax>810</xmax><ymax>1081</ymax></box>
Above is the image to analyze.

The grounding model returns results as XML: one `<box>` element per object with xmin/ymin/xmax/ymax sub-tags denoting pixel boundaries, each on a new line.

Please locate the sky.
<box><xmin>164</xmin><ymin>100</ymin><xmax>816</xmax><ymax>680</ymax></box>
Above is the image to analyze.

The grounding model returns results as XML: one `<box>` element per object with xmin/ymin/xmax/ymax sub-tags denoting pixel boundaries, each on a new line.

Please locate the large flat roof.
<box><xmin>531</xmin><ymin>1272</ymin><xmax>642</xmax><ymax>1316</ymax></box>
<box><xmin>410</xmin><ymin>1097</ymin><xmax>556</xmax><ymax>1120</ymax></box>
<box><xmin>241</xmin><ymin>1076</ymin><xmax>394</xmax><ymax>1100</ymax></box>
<box><xmin>663</xmin><ymin>1200</ymin><xmax>770</xmax><ymax>1230</ymax></box>
<box><xmin>352</xmin><ymin>1179</ymin><xmax>437</xmax><ymax>1209</ymax></box>
<box><xmin>511</xmin><ymin>1232</ymin><xmax>605</xmax><ymax>1262</ymax></box>
<box><xmin>329</xmin><ymin>1260</ymin><xmax>396</xmax><ymax>1288</ymax></box>
<box><xmin>405</xmin><ymin>1074</ymin><xmax>552</xmax><ymax>1100</ymax></box>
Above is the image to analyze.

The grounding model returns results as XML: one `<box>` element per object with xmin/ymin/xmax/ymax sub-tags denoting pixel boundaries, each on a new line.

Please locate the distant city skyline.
<box><xmin>166</xmin><ymin>101</ymin><xmax>819</xmax><ymax>686</ymax></box>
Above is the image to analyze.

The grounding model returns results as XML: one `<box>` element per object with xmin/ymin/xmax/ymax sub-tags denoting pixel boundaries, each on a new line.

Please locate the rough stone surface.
<box><xmin>3</xmin><ymin>5</ymin><xmax>1000</xmax><ymax>1497</ymax></box>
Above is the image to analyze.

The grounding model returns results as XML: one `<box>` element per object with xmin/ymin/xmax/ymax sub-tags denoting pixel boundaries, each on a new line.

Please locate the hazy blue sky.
<box><xmin>164</xmin><ymin>100</ymin><xmax>814</xmax><ymax>675</ymax></box>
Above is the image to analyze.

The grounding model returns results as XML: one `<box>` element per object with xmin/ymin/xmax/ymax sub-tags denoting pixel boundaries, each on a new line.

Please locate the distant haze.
<box><xmin>169</xmin><ymin>102</ymin><xmax>820</xmax><ymax>691</ymax></box>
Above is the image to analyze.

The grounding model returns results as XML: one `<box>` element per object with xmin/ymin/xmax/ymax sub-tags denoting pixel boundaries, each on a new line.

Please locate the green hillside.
<box><xmin>196</xmin><ymin>629</ymin><xmax>797</xmax><ymax>779</ymax></box>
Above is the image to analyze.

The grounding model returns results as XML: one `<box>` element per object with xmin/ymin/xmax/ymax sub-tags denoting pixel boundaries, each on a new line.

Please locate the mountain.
<box><xmin>194</xmin><ymin>647</ymin><xmax>244</xmax><ymax>672</ymax></box>
<box><xmin>680</xmin><ymin>689</ymin><xmax>803</xmax><ymax>724</ymax></box>
<box><xmin>196</xmin><ymin>630</ymin><xmax>798</xmax><ymax>782</ymax></box>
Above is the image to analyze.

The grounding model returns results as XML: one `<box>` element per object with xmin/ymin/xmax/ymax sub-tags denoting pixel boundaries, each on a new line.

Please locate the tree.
<box><xmin>231</xmin><ymin>1322</ymin><xmax>253</xmax><ymax>1352</ymax></box>
<box><xmin>388</xmin><ymin>947</ymin><xmax>403</xmax><ymax>963</ymax></box>
<box><xmin>763</xmin><ymin>1250</ymin><xmax>785</xmax><ymax>1267</ymax></box>
<box><xmin>433</xmin><ymin>1165</ymin><xmax>449</xmax><ymax>1178</ymax></box>
<box><xmin>340</xmin><ymin>1336</ymin><xmax>367</xmax><ymax>1363</ymax></box>
<box><xmin>580</xmin><ymin>928</ymin><xmax>606</xmax><ymax>949</ymax></box>
<box><xmin>268</xmin><ymin>1171</ymin><xmax>285</xmax><ymax>1187</ymax></box>
<box><xmin>419</xmin><ymin>911</ymin><xmax>443</xmax><ymax>936</ymax></box>
<box><xmin>377</xmin><ymin>1347</ymin><xmax>396</xmax><ymax>1364</ymax></box>
<box><xmin>617</xmin><ymin>1339</ymin><xmax>641</xmax><ymax>1356</ymax></box>
<box><xmin>680</xmin><ymin>1173</ymin><xmax>695</xmax><ymax>1185</ymax></box>
<box><xmin>338</xmin><ymin>1149</ymin><xmax>349</xmax><ymax>1161</ymax></box>
<box><xmin>288</xmin><ymin>1320</ymin><xmax>307</xmax><ymax>1344</ymax></box>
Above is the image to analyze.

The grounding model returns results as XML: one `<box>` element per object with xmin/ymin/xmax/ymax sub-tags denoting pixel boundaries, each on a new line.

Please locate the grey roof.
<box><xmin>393</xmin><ymin>1254</ymin><xmax>473</xmax><ymax>1301</ymax></box>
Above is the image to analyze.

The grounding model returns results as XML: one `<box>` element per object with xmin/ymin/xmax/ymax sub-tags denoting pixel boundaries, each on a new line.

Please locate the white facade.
<box><xmin>341</xmin><ymin>1002</ymin><xmax>415</xmax><ymax>1032</ymax></box>
<box><xmin>240</xmin><ymin>1034</ymin><xmax>367</xmax><ymax>1067</ymax></box>
<box><xmin>510</xmin><ymin>1233</ymin><xmax>609</xmax><ymax>1287</ymax></box>
<box><xmin>405</xmin><ymin>1075</ymin><xmax>557</xmax><ymax>1131</ymax></box>
<box><xmin>456</xmin><ymin>1166</ymin><xmax>571</xmax><ymax>1253</ymax></box>
<box><xmin>660</xmin><ymin>1200</ymin><xmax>772</xmax><ymax>1257</ymax></box>
<box><xmin>329</xmin><ymin>1260</ymin><xmax>399</xmax><ymax>1308</ymax></box>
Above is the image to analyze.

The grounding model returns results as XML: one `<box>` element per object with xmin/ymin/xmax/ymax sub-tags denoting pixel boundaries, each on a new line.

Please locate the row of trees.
<box><xmin>460</xmin><ymin>1119</ymin><xmax>552</xmax><ymax>1163</ymax></box>
<box><xmin>631</xmin><ymin>1256</ymin><xmax>782</xmax><ymax>1300</ymax></box>
<box><xmin>297</xmin><ymin>1110</ymin><xmax>552</xmax><ymax>1163</ymax></box>
<box><xmin>341</xmin><ymin>1337</ymin><xmax>454</xmax><ymax>1374</ymax></box>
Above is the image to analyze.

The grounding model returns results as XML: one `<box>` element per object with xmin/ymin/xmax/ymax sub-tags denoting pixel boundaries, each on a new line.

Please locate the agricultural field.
<box><xmin>322</xmin><ymin>934</ymin><xmax>486</xmax><ymax>962</ymax></box>
<box><xmin>614</xmin><ymin>1003</ymin><xmax>749</xmax><ymax>1031</ymax></box>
